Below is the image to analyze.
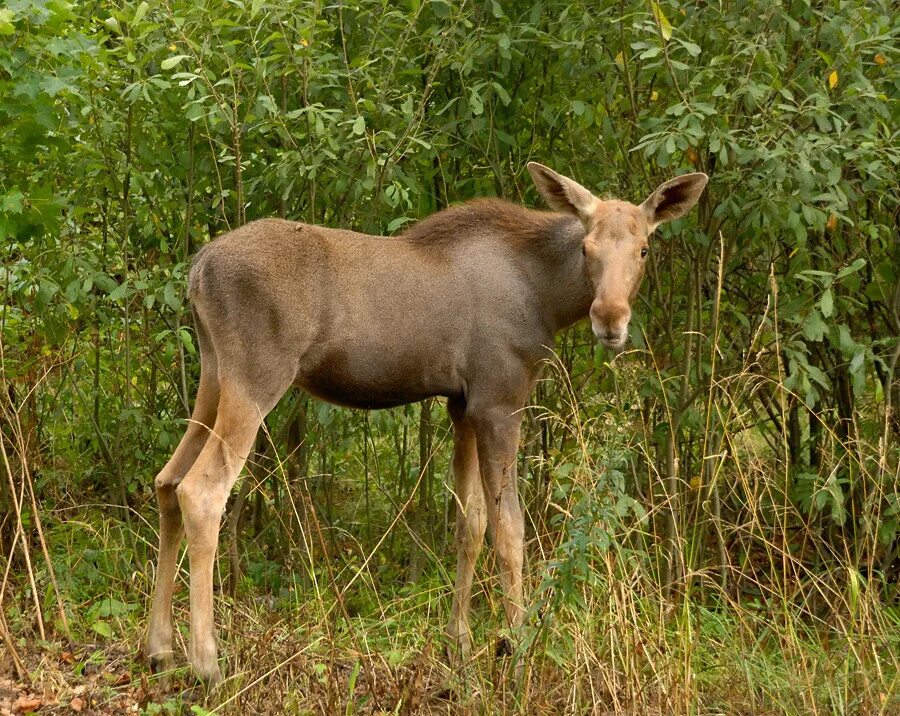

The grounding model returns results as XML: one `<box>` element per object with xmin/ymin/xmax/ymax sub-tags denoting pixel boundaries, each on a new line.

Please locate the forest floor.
<box><xmin>1</xmin><ymin>640</ymin><xmax>144</xmax><ymax>715</ymax></box>
<box><xmin>1</xmin><ymin>627</ymin><xmax>567</xmax><ymax>715</ymax></box>
<box><xmin>4</xmin><ymin>507</ymin><xmax>900</xmax><ymax>715</ymax></box>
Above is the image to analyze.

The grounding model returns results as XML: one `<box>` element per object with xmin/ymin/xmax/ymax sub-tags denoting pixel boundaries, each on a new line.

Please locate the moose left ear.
<box><xmin>641</xmin><ymin>173</ymin><xmax>708</xmax><ymax>227</ymax></box>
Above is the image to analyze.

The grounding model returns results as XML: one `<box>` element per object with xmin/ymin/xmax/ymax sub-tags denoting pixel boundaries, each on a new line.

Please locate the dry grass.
<box><xmin>2</xmin><ymin>333</ymin><xmax>898</xmax><ymax>715</ymax></box>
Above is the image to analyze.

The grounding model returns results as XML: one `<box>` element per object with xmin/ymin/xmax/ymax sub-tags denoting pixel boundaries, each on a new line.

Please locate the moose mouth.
<box><xmin>592</xmin><ymin>324</ymin><xmax>628</xmax><ymax>351</ymax></box>
<box><xmin>599</xmin><ymin>335</ymin><xmax>627</xmax><ymax>351</ymax></box>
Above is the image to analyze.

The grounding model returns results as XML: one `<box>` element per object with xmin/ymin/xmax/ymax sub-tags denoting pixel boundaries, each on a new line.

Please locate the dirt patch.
<box><xmin>0</xmin><ymin>641</ymin><xmax>150</xmax><ymax>715</ymax></box>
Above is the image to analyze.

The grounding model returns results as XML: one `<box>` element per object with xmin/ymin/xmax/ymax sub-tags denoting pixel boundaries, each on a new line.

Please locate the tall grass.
<box><xmin>2</xmin><ymin>327</ymin><xmax>897</xmax><ymax>714</ymax></box>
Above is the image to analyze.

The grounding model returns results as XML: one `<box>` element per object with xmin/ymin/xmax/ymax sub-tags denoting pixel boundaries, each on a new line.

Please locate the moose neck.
<box><xmin>521</xmin><ymin>213</ymin><xmax>594</xmax><ymax>333</ymax></box>
<box><xmin>399</xmin><ymin>199</ymin><xmax>593</xmax><ymax>334</ymax></box>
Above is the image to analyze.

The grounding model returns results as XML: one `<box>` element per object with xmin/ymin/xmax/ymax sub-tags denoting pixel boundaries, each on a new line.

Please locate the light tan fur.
<box><xmin>145</xmin><ymin>164</ymin><xmax>707</xmax><ymax>684</ymax></box>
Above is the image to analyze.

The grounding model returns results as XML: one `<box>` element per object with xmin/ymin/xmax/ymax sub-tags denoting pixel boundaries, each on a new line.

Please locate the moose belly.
<box><xmin>296</xmin><ymin>344</ymin><xmax>461</xmax><ymax>410</ymax></box>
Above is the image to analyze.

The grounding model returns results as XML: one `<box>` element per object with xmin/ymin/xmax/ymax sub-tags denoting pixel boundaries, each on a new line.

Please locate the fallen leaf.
<box><xmin>60</xmin><ymin>652</ymin><xmax>74</xmax><ymax>665</ymax></box>
<box><xmin>136</xmin><ymin>672</ymin><xmax>152</xmax><ymax>708</ymax></box>
<box><xmin>828</xmin><ymin>70</ymin><xmax>838</xmax><ymax>89</ymax></box>
<box><xmin>70</xmin><ymin>696</ymin><xmax>84</xmax><ymax>712</ymax></box>
<box><xmin>874</xmin><ymin>53</ymin><xmax>887</xmax><ymax>66</ymax></box>
<box><xmin>12</xmin><ymin>695</ymin><xmax>41</xmax><ymax>713</ymax></box>
<box><xmin>826</xmin><ymin>214</ymin><xmax>838</xmax><ymax>231</ymax></box>
<box><xmin>115</xmin><ymin>671</ymin><xmax>132</xmax><ymax>686</ymax></box>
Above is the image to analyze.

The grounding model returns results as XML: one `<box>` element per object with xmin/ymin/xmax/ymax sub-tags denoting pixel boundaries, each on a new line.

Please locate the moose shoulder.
<box><xmin>145</xmin><ymin>164</ymin><xmax>708</xmax><ymax>685</ymax></box>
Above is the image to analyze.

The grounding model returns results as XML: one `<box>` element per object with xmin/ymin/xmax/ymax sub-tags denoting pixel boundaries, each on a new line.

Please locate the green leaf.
<box><xmin>806</xmin><ymin>363</ymin><xmax>829</xmax><ymax>389</ymax></box>
<box><xmin>42</xmin><ymin>76</ymin><xmax>72</xmax><ymax>97</ymax></box>
<box><xmin>387</xmin><ymin>216</ymin><xmax>411</xmax><ymax>232</ymax></box>
<box><xmin>317</xmin><ymin>402</ymin><xmax>333</xmax><ymax>426</ymax></box>
<box><xmin>836</xmin><ymin>258</ymin><xmax>865</xmax><ymax>279</ymax></box>
<box><xmin>469</xmin><ymin>89</ymin><xmax>483</xmax><ymax>116</ymax></box>
<box><xmin>802</xmin><ymin>310</ymin><xmax>827</xmax><ymax>342</ymax></box>
<box><xmin>1</xmin><ymin>190</ymin><xmax>24</xmax><ymax>214</ymax></box>
<box><xmin>430</xmin><ymin>0</ymin><xmax>450</xmax><ymax>18</ymax></box>
<box><xmin>819</xmin><ymin>288</ymin><xmax>833</xmax><ymax>317</ymax></box>
<box><xmin>178</xmin><ymin>327</ymin><xmax>196</xmax><ymax>355</ymax></box>
<box><xmin>35</xmin><ymin>281</ymin><xmax>56</xmax><ymax>312</ymax></box>
<box><xmin>492</xmin><ymin>82</ymin><xmax>511</xmax><ymax>106</ymax></box>
<box><xmin>163</xmin><ymin>281</ymin><xmax>179</xmax><ymax>309</ymax></box>
<box><xmin>133</xmin><ymin>1</ymin><xmax>149</xmax><ymax>25</ymax></box>
<box><xmin>95</xmin><ymin>598</ymin><xmax>136</xmax><ymax>617</ymax></box>
<box><xmin>161</xmin><ymin>55</ymin><xmax>189</xmax><ymax>70</ymax></box>
<box><xmin>109</xmin><ymin>280</ymin><xmax>130</xmax><ymax>302</ymax></box>
<box><xmin>0</xmin><ymin>8</ymin><xmax>15</xmax><ymax>35</ymax></box>
<box><xmin>92</xmin><ymin>621</ymin><xmax>113</xmax><ymax>638</ymax></box>
<box><xmin>352</xmin><ymin>115</ymin><xmax>366</xmax><ymax>135</ymax></box>
<box><xmin>834</xmin><ymin>324</ymin><xmax>856</xmax><ymax>354</ymax></box>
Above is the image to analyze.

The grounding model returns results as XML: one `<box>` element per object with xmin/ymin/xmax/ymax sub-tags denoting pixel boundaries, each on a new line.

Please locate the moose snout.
<box><xmin>590</xmin><ymin>300</ymin><xmax>631</xmax><ymax>349</ymax></box>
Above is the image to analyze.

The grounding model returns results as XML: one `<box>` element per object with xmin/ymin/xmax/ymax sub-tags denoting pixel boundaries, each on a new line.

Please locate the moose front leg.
<box><xmin>471</xmin><ymin>406</ymin><xmax>526</xmax><ymax>634</ymax></box>
<box><xmin>446</xmin><ymin>401</ymin><xmax>487</xmax><ymax>661</ymax></box>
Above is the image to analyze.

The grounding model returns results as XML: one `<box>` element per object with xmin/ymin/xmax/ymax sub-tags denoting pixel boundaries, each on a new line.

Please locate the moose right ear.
<box><xmin>527</xmin><ymin>162</ymin><xmax>598</xmax><ymax>226</ymax></box>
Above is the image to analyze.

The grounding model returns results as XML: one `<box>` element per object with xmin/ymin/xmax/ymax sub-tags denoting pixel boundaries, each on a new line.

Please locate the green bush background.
<box><xmin>1</xmin><ymin>0</ymin><xmax>897</xmax><ymax>712</ymax></box>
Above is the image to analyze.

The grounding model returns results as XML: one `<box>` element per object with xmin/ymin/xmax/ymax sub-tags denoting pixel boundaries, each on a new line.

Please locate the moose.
<box><xmin>145</xmin><ymin>162</ymin><xmax>708</xmax><ymax>684</ymax></box>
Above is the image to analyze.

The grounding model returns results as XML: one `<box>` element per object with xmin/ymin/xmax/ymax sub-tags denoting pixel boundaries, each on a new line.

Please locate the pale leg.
<box><xmin>175</xmin><ymin>385</ymin><xmax>266</xmax><ymax>685</ymax></box>
<box><xmin>147</xmin><ymin>367</ymin><xmax>219</xmax><ymax>672</ymax></box>
<box><xmin>473</xmin><ymin>409</ymin><xmax>525</xmax><ymax>632</ymax></box>
<box><xmin>446</xmin><ymin>406</ymin><xmax>487</xmax><ymax>660</ymax></box>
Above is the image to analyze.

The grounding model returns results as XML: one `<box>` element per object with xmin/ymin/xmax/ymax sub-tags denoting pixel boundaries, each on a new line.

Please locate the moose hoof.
<box><xmin>190</xmin><ymin>661</ymin><xmax>223</xmax><ymax>689</ymax></box>
<box><xmin>494</xmin><ymin>636</ymin><xmax>525</xmax><ymax>682</ymax></box>
<box><xmin>444</xmin><ymin>629</ymin><xmax>472</xmax><ymax>667</ymax></box>
<box><xmin>148</xmin><ymin>650</ymin><xmax>176</xmax><ymax>674</ymax></box>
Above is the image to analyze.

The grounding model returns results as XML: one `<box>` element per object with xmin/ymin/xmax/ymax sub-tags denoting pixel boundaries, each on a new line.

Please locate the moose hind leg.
<box><xmin>147</xmin><ymin>339</ymin><xmax>220</xmax><ymax>673</ymax></box>
<box><xmin>176</xmin><ymin>380</ymin><xmax>284</xmax><ymax>685</ymax></box>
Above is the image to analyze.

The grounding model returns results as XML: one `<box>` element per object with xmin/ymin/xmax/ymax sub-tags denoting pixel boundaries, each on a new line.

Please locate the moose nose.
<box><xmin>590</xmin><ymin>300</ymin><xmax>631</xmax><ymax>348</ymax></box>
<box><xmin>597</xmin><ymin>327</ymin><xmax>625</xmax><ymax>343</ymax></box>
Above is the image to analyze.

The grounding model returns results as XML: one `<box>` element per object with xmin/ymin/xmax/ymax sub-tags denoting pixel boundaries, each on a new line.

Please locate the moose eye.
<box><xmin>582</xmin><ymin>245</ymin><xmax>587</xmax><ymax>256</ymax></box>
<box><xmin>640</xmin><ymin>247</ymin><xmax>649</xmax><ymax>259</ymax></box>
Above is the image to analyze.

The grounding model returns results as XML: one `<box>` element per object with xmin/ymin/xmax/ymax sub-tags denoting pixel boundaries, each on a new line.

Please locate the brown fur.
<box><xmin>403</xmin><ymin>198</ymin><xmax>571</xmax><ymax>251</ymax></box>
<box><xmin>145</xmin><ymin>164</ymin><xmax>707</xmax><ymax>684</ymax></box>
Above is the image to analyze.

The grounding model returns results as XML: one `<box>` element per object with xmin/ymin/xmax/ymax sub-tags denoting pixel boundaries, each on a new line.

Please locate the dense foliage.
<box><xmin>1</xmin><ymin>0</ymin><xmax>898</xmax><ymax>712</ymax></box>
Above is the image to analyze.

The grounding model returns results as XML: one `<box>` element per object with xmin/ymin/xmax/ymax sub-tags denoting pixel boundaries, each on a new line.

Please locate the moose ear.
<box><xmin>527</xmin><ymin>162</ymin><xmax>598</xmax><ymax>225</ymax></box>
<box><xmin>641</xmin><ymin>173</ymin><xmax>708</xmax><ymax>227</ymax></box>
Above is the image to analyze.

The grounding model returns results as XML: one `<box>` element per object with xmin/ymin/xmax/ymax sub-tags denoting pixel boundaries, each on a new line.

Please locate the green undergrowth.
<box><xmin>5</xmin><ymin>499</ymin><xmax>897</xmax><ymax>715</ymax></box>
